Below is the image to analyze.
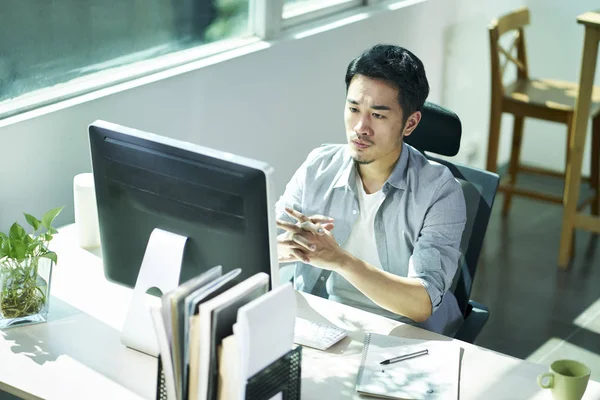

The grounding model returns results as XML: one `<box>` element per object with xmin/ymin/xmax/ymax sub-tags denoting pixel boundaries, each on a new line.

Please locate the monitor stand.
<box><xmin>121</xmin><ymin>228</ymin><xmax>188</xmax><ymax>357</ymax></box>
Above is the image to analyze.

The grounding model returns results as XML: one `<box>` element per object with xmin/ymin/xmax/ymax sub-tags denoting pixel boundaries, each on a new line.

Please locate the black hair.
<box><xmin>345</xmin><ymin>44</ymin><xmax>429</xmax><ymax>123</ymax></box>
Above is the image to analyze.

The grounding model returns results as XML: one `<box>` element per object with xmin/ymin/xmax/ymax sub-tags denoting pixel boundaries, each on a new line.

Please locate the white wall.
<box><xmin>1</xmin><ymin>0</ymin><xmax>598</xmax><ymax>231</ymax></box>
<box><xmin>0</xmin><ymin>0</ymin><xmax>453</xmax><ymax>229</ymax></box>
<box><xmin>444</xmin><ymin>0</ymin><xmax>600</xmax><ymax>172</ymax></box>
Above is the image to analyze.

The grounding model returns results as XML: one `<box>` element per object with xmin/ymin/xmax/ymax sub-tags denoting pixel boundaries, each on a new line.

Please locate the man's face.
<box><xmin>344</xmin><ymin>75</ymin><xmax>406</xmax><ymax>165</ymax></box>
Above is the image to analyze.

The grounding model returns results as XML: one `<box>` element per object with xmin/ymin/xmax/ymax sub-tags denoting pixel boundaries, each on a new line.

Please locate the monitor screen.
<box><xmin>88</xmin><ymin>120</ymin><xmax>279</xmax><ymax>289</ymax></box>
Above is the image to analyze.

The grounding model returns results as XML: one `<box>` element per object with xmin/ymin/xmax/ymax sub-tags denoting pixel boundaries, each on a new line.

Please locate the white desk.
<box><xmin>1</xmin><ymin>224</ymin><xmax>599</xmax><ymax>400</ymax></box>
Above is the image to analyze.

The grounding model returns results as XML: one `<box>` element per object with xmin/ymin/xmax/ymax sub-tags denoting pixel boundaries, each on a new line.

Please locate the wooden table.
<box><xmin>559</xmin><ymin>10</ymin><xmax>600</xmax><ymax>268</ymax></box>
<box><xmin>2</xmin><ymin>224</ymin><xmax>600</xmax><ymax>399</ymax></box>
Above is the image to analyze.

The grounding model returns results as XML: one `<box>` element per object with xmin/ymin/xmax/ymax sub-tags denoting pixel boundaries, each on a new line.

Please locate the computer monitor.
<box><xmin>88</xmin><ymin>120</ymin><xmax>279</xmax><ymax>290</ymax></box>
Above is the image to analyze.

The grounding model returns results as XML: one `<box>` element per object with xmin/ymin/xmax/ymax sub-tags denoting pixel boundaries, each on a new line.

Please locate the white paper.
<box><xmin>357</xmin><ymin>333</ymin><xmax>460</xmax><ymax>400</ymax></box>
<box><xmin>236</xmin><ymin>283</ymin><xmax>296</xmax><ymax>399</ymax></box>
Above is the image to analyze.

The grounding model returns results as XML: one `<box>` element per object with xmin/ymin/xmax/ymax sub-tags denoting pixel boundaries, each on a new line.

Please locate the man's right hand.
<box><xmin>277</xmin><ymin>210</ymin><xmax>334</xmax><ymax>264</ymax></box>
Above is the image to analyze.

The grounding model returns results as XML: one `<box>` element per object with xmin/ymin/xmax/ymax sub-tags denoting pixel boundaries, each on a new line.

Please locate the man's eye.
<box><xmin>372</xmin><ymin>113</ymin><xmax>385</xmax><ymax>119</ymax></box>
<box><xmin>349</xmin><ymin>107</ymin><xmax>359</xmax><ymax>112</ymax></box>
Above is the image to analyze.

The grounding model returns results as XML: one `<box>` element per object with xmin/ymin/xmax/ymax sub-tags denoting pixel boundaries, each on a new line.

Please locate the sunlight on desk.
<box><xmin>49</xmin><ymin>225</ymin><xmax>136</xmax><ymax>331</ymax></box>
<box><xmin>3</xmin><ymin>224</ymin><xmax>600</xmax><ymax>399</ymax></box>
<box><xmin>528</xmin><ymin>337</ymin><xmax>600</xmax><ymax>382</ymax></box>
<box><xmin>0</xmin><ymin>329</ymin><xmax>148</xmax><ymax>399</ymax></box>
<box><xmin>574</xmin><ymin>297</ymin><xmax>600</xmax><ymax>335</ymax></box>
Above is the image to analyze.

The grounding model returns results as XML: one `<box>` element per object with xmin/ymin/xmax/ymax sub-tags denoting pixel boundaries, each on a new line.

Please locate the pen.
<box><xmin>380</xmin><ymin>349</ymin><xmax>429</xmax><ymax>365</ymax></box>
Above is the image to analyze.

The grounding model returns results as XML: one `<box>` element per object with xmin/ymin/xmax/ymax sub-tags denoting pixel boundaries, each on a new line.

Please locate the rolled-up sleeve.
<box><xmin>407</xmin><ymin>178</ymin><xmax>466</xmax><ymax>312</ymax></box>
<box><xmin>275</xmin><ymin>169</ymin><xmax>304</xmax><ymax>227</ymax></box>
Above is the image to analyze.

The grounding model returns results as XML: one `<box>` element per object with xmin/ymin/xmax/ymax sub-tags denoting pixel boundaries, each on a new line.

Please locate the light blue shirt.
<box><xmin>276</xmin><ymin>143</ymin><xmax>467</xmax><ymax>336</ymax></box>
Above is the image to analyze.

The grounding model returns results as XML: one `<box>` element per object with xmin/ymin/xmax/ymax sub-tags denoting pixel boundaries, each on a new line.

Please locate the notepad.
<box><xmin>355</xmin><ymin>333</ymin><xmax>460</xmax><ymax>400</ymax></box>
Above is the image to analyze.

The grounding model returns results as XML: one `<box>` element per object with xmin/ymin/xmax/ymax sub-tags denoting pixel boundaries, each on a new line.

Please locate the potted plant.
<box><xmin>0</xmin><ymin>207</ymin><xmax>63</xmax><ymax>329</ymax></box>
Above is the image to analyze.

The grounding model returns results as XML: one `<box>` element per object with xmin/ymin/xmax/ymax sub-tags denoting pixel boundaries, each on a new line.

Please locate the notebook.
<box><xmin>237</xmin><ymin>282</ymin><xmax>296</xmax><ymax>379</ymax></box>
<box><xmin>162</xmin><ymin>265</ymin><xmax>223</xmax><ymax>400</ymax></box>
<box><xmin>355</xmin><ymin>333</ymin><xmax>460</xmax><ymax>400</ymax></box>
<box><xmin>194</xmin><ymin>272</ymin><xmax>270</xmax><ymax>400</ymax></box>
<box><xmin>187</xmin><ymin>269</ymin><xmax>242</xmax><ymax>400</ymax></box>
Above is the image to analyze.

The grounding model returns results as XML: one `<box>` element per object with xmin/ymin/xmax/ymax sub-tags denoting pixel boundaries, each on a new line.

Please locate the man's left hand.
<box><xmin>276</xmin><ymin>208</ymin><xmax>349</xmax><ymax>271</ymax></box>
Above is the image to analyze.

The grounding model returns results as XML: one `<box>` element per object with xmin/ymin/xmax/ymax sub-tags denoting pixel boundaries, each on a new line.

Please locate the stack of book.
<box><xmin>149</xmin><ymin>266</ymin><xmax>296</xmax><ymax>400</ymax></box>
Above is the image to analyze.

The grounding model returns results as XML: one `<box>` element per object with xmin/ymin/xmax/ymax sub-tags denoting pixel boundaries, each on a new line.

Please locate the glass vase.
<box><xmin>0</xmin><ymin>256</ymin><xmax>53</xmax><ymax>329</ymax></box>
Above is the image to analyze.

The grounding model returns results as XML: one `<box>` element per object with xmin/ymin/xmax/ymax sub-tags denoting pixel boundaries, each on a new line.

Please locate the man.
<box><xmin>276</xmin><ymin>44</ymin><xmax>467</xmax><ymax>335</ymax></box>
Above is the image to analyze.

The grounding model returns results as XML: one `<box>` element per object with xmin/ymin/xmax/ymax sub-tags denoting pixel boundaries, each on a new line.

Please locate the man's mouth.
<box><xmin>352</xmin><ymin>140</ymin><xmax>371</xmax><ymax>149</ymax></box>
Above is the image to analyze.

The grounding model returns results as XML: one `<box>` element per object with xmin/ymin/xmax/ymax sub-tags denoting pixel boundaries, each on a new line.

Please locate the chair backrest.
<box><xmin>489</xmin><ymin>7</ymin><xmax>530</xmax><ymax>101</ymax></box>
<box><xmin>428</xmin><ymin>156</ymin><xmax>499</xmax><ymax>316</ymax></box>
<box><xmin>404</xmin><ymin>102</ymin><xmax>462</xmax><ymax>157</ymax></box>
<box><xmin>408</xmin><ymin>103</ymin><xmax>500</xmax><ymax>316</ymax></box>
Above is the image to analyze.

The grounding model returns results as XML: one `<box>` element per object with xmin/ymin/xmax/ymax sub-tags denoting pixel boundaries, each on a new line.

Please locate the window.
<box><xmin>0</xmin><ymin>0</ymin><xmax>251</xmax><ymax>116</ymax></box>
<box><xmin>0</xmin><ymin>0</ymin><xmax>383</xmax><ymax>119</ymax></box>
<box><xmin>282</xmin><ymin>0</ymin><xmax>364</xmax><ymax>26</ymax></box>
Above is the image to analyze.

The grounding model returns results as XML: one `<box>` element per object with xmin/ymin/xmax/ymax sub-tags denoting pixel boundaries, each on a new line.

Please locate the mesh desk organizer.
<box><xmin>156</xmin><ymin>346</ymin><xmax>302</xmax><ymax>400</ymax></box>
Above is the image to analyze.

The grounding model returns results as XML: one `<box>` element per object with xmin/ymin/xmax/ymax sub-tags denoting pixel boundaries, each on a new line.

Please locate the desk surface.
<box><xmin>1</xmin><ymin>224</ymin><xmax>599</xmax><ymax>400</ymax></box>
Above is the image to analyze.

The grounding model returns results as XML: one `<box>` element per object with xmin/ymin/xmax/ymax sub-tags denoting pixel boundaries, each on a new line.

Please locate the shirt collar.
<box><xmin>385</xmin><ymin>143</ymin><xmax>409</xmax><ymax>191</ymax></box>
<box><xmin>333</xmin><ymin>144</ymin><xmax>410</xmax><ymax>191</ymax></box>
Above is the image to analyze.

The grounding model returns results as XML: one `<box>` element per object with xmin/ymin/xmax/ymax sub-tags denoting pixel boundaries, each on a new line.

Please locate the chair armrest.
<box><xmin>454</xmin><ymin>300</ymin><xmax>490</xmax><ymax>344</ymax></box>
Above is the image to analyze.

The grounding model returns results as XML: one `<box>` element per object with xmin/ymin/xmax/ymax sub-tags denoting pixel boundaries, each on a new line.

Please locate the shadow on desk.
<box><xmin>0</xmin><ymin>296</ymin><xmax>155</xmax><ymax>399</ymax></box>
<box><xmin>0</xmin><ymin>297</ymin><xmax>82</xmax><ymax>365</ymax></box>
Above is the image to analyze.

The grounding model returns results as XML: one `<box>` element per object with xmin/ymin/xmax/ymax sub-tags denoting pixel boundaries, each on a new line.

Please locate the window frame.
<box><xmin>0</xmin><ymin>0</ymin><xmax>413</xmax><ymax>122</ymax></box>
<box><xmin>281</xmin><ymin>0</ymin><xmax>367</xmax><ymax>29</ymax></box>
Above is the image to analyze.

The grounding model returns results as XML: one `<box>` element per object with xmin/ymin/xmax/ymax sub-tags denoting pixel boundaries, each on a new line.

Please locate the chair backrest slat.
<box><xmin>489</xmin><ymin>7</ymin><xmax>530</xmax><ymax>102</ymax></box>
<box><xmin>492</xmin><ymin>6</ymin><xmax>530</xmax><ymax>37</ymax></box>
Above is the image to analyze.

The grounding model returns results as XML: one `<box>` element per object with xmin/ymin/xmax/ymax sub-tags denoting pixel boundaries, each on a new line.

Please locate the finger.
<box><xmin>290</xmin><ymin>248</ymin><xmax>310</xmax><ymax>263</ymax></box>
<box><xmin>278</xmin><ymin>255</ymin><xmax>297</xmax><ymax>263</ymax></box>
<box><xmin>285</xmin><ymin>207</ymin><xmax>308</xmax><ymax>223</ymax></box>
<box><xmin>276</xmin><ymin>219</ymin><xmax>303</xmax><ymax>234</ymax></box>
<box><xmin>322</xmin><ymin>223</ymin><xmax>335</xmax><ymax>231</ymax></box>
<box><xmin>299</xmin><ymin>220</ymin><xmax>325</xmax><ymax>235</ymax></box>
<box><xmin>277</xmin><ymin>254</ymin><xmax>302</xmax><ymax>263</ymax></box>
<box><xmin>309</xmin><ymin>215</ymin><xmax>335</xmax><ymax>224</ymax></box>
<box><xmin>278</xmin><ymin>239</ymin><xmax>306</xmax><ymax>250</ymax></box>
<box><xmin>292</xmin><ymin>233</ymin><xmax>316</xmax><ymax>252</ymax></box>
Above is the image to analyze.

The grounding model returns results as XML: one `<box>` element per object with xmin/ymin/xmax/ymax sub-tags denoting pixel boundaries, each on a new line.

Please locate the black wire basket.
<box><xmin>156</xmin><ymin>345</ymin><xmax>302</xmax><ymax>400</ymax></box>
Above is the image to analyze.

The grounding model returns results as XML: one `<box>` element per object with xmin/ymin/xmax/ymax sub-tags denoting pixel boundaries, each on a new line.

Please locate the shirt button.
<box><xmin>320</xmin><ymin>276</ymin><xmax>325</xmax><ymax>281</ymax></box>
<box><xmin>353</xmin><ymin>209</ymin><xmax>358</xmax><ymax>215</ymax></box>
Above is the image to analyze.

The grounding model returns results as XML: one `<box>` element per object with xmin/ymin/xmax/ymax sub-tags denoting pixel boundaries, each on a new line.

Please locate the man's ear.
<box><xmin>402</xmin><ymin>111</ymin><xmax>422</xmax><ymax>138</ymax></box>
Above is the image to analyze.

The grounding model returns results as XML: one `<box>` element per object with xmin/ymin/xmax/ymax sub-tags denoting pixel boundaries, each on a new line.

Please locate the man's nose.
<box><xmin>354</xmin><ymin>115</ymin><xmax>374</xmax><ymax>136</ymax></box>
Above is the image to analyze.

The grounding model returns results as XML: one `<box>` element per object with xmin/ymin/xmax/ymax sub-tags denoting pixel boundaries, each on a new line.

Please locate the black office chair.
<box><xmin>406</xmin><ymin>102</ymin><xmax>500</xmax><ymax>344</ymax></box>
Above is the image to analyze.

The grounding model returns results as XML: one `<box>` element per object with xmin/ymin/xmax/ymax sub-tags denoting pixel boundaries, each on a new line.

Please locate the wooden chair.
<box><xmin>487</xmin><ymin>6</ymin><xmax>600</xmax><ymax>218</ymax></box>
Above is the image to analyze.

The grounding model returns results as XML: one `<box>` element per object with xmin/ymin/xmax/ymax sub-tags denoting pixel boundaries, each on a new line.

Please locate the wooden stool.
<box><xmin>559</xmin><ymin>10</ymin><xmax>600</xmax><ymax>268</ymax></box>
<box><xmin>487</xmin><ymin>7</ymin><xmax>600</xmax><ymax>218</ymax></box>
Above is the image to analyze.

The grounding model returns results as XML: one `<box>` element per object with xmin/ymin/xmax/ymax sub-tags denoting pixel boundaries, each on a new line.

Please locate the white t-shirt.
<box><xmin>326</xmin><ymin>174</ymin><xmax>385</xmax><ymax>309</ymax></box>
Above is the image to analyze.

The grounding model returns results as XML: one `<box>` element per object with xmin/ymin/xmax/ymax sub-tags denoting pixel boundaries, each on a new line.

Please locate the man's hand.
<box><xmin>277</xmin><ymin>208</ymin><xmax>347</xmax><ymax>271</ymax></box>
<box><xmin>277</xmin><ymin>208</ymin><xmax>334</xmax><ymax>263</ymax></box>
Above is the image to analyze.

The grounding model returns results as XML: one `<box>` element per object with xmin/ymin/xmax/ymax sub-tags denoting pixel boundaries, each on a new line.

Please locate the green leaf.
<box><xmin>40</xmin><ymin>252</ymin><xmax>57</xmax><ymax>264</ymax></box>
<box><xmin>13</xmin><ymin>244</ymin><xmax>26</xmax><ymax>261</ymax></box>
<box><xmin>9</xmin><ymin>223</ymin><xmax>27</xmax><ymax>241</ymax></box>
<box><xmin>0</xmin><ymin>250</ymin><xmax>6</xmax><ymax>259</ymax></box>
<box><xmin>2</xmin><ymin>238</ymin><xmax>10</xmax><ymax>253</ymax></box>
<box><xmin>27</xmin><ymin>243</ymin><xmax>39</xmax><ymax>253</ymax></box>
<box><xmin>44</xmin><ymin>233</ymin><xmax>53</xmax><ymax>242</ymax></box>
<box><xmin>42</xmin><ymin>207</ymin><xmax>64</xmax><ymax>230</ymax></box>
<box><xmin>0</xmin><ymin>232</ymin><xmax>7</xmax><ymax>241</ymax></box>
<box><xmin>24</xmin><ymin>213</ymin><xmax>41</xmax><ymax>231</ymax></box>
<box><xmin>49</xmin><ymin>227</ymin><xmax>58</xmax><ymax>235</ymax></box>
